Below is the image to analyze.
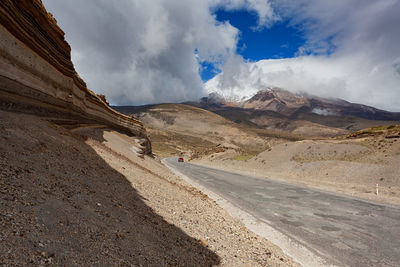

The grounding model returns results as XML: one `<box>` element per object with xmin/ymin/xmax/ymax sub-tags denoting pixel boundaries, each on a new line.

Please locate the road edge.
<box><xmin>162</xmin><ymin>159</ymin><xmax>336</xmax><ymax>267</ymax></box>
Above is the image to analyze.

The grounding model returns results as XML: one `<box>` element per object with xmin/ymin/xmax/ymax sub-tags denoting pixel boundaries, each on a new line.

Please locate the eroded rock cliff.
<box><xmin>0</xmin><ymin>0</ymin><xmax>151</xmax><ymax>154</ymax></box>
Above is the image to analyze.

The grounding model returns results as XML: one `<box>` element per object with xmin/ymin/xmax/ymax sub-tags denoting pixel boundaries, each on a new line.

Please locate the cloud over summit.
<box><xmin>208</xmin><ymin>0</ymin><xmax>400</xmax><ymax>111</ymax></box>
<box><xmin>43</xmin><ymin>0</ymin><xmax>400</xmax><ymax>111</ymax></box>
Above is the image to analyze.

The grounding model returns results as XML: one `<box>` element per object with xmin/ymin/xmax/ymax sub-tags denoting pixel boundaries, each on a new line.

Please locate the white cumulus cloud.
<box><xmin>42</xmin><ymin>0</ymin><xmax>246</xmax><ymax>105</ymax></box>
<box><xmin>208</xmin><ymin>0</ymin><xmax>400</xmax><ymax>111</ymax></box>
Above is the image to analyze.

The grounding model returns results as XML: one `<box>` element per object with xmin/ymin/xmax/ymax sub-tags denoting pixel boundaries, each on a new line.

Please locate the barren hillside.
<box><xmin>115</xmin><ymin>103</ymin><xmax>296</xmax><ymax>159</ymax></box>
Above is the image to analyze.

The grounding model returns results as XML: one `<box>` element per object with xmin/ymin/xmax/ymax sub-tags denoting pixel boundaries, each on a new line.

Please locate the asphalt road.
<box><xmin>165</xmin><ymin>158</ymin><xmax>400</xmax><ymax>267</ymax></box>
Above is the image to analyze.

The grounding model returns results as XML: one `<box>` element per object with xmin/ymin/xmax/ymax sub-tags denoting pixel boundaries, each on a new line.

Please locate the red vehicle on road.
<box><xmin>178</xmin><ymin>157</ymin><xmax>184</xmax><ymax>162</ymax></box>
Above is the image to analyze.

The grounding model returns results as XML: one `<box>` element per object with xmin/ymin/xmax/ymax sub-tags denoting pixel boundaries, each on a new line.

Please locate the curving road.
<box><xmin>165</xmin><ymin>158</ymin><xmax>400</xmax><ymax>267</ymax></box>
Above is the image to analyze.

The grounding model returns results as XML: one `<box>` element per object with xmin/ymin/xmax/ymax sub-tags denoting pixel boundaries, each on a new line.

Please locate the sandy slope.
<box><xmin>131</xmin><ymin>104</ymin><xmax>276</xmax><ymax>158</ymax></box>
<box><xmin>193</xmin><ymin>137</ymin><xmax>400</xmax><ymax>205</ymax></box>
<box><xmin>0</xmin><ymin>110</ymin><xmax>297</xmax><ymax>266</ymax></box>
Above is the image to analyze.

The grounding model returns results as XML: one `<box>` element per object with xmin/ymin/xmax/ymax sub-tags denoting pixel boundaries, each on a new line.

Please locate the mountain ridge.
<box><xmin>183</xmin><ymin>87</ymin><xmax>400</xmax><ymax>136</ymax></box>
<box><xmin>201</xmin><ymin>87</ymin><xmax>400</xmax><ymax>121</ymax></box>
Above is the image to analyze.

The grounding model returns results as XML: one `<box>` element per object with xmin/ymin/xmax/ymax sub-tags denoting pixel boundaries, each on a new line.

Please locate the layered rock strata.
<box><xmin>0</xmin><ymin>0</ymin><xmax>151</xmax><ymax>154</ymax></box>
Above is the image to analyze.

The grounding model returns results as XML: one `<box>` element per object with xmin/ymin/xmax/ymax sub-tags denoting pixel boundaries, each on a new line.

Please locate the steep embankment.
<box><xmin>0</xmin><ymin>0</ymin><xmax>150</xmax><ymax>154</ymax></box>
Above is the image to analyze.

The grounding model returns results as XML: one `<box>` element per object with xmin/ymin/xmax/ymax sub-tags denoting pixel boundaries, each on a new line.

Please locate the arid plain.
<box><xmin>119</xmin><ymin>103</ymin><xmax>400</xmax><ymax>206</ymax></box>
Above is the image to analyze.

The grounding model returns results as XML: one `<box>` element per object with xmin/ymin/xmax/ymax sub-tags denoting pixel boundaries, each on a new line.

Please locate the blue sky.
<box><xmin>200</xmin><ymin>9</ymin><xmax>305</xmax><ymax>81</ymax></box>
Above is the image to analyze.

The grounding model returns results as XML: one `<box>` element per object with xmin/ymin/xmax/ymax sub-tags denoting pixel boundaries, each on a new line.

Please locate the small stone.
<box><xmin>199</xmin><ymin>238</ymin><xmax>208</xmax><ymax>247</ymax></box>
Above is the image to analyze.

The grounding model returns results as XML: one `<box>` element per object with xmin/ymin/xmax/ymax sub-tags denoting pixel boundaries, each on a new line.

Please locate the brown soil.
<box><xmin>0</xmin><ymin>110</ymin><xmax>297</xmax><ymax>266</ymax></box>
<box><xmin>126</xmin><ymin>103</ymin><xmax>285</xmax><ymax>159</ymax></box>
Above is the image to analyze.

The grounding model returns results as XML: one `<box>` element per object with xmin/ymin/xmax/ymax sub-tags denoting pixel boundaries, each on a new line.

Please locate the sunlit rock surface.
<box><xmin>0</xmin><ymin>0</ymin><xmax>151</xmax><ymax>154</ymax></box>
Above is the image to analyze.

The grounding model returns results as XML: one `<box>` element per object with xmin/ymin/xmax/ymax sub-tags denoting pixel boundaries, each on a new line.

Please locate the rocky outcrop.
<box><xmin>243</xmin><ymin>88</ymin><xmax>310</xmax><ymax>115</ymax></box>
<box><xmin>0</xmin><ymin>0</ymin><xmax>151</xmax><ymax>154</ymax></box>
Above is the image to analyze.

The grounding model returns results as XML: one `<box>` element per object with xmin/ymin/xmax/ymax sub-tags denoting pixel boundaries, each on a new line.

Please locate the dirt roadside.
<box><xmin>192</xmin><ymin>137</ymin><xmax>400</xmax><ymax>206</ymax></box>
<box><xmin>0</xmin><ymin>110</ymin><xmax>297</xmax><ymax>266</ymax></box>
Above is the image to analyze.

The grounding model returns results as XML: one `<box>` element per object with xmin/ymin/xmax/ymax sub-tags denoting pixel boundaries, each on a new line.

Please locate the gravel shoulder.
<box><xmin>164</xmin><ymin>159</ymin><xmax>328</xmax><ymax>267</ymax></box>
<box><xmin>0</xmin><ymin>110</ymin><xmax>297</xmax><ymax>266</ymax></box>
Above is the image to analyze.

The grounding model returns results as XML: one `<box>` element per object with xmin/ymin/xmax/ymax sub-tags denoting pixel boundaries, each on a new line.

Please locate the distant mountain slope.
<box><xmin>190</xmin><ymin>88</ymin><xmax>399</xmax><ymax>135</ymax></box>
<box><xmin>114</xmin><ymin>103</ymin><xmax>292</xmax><ymax>158</ymax></box>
